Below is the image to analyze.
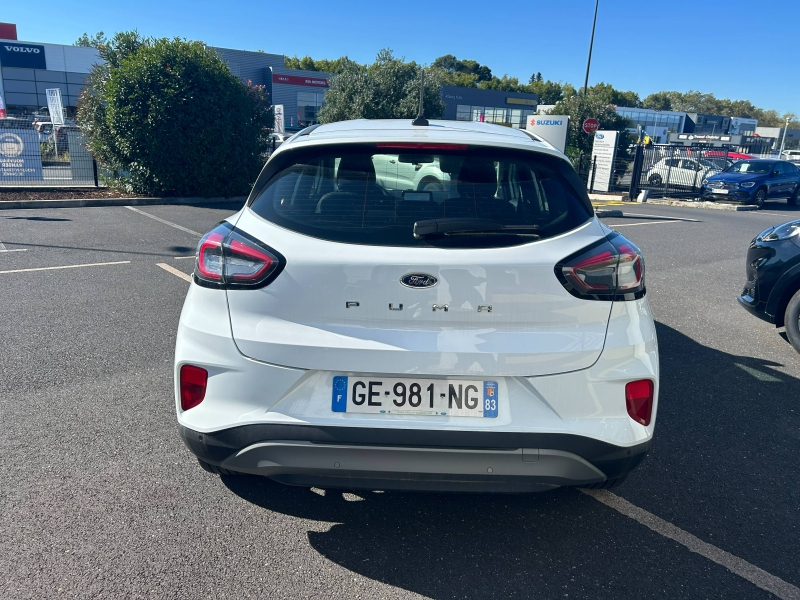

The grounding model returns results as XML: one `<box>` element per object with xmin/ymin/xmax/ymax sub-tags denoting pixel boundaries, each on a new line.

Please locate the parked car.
<box><xmin>704</xmin><ymin>150</ymin><xmax>753</xmax><ymax>162</ymax></box>
<box><xmin>174</xmin><ymin>119</ymin><xmax>659</xmax><ymax>493</ymax></box>
<box><xmin>646</xmin><ymin>157</ymin><xmax>721</xmax><ymax>188</ymax></box>
<box><xmin>781</xmin><ymin>149</ymin><xmax>800</xmax><ymax>163</ymax></box>
<box><xmin>702</xmin><ymin>159</ymin><xmax>800</xmax><ymax>208</ymax></box>
<box><xmin>738</xmin><ymin>219</ymin><xmax>800</xmax><ymax>353</ymax></box>
<box><xmin>0</xmin><ymin>117</ymin><xmax>34</xmax><ymax>129</ymax></box>
<box><xmin>268</xmin><ymin>132</ymin><xmax>293</xmax><ymax>152</ymax></box>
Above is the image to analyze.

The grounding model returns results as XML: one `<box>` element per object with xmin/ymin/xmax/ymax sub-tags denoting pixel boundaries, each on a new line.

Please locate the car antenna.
<box><xmin>412</xmin><ymin>69</ymin><xmax>428</xmax><ymax>127</ymax></box>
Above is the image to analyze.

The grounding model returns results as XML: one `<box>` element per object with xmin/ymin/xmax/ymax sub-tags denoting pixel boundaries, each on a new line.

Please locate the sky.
<box><xmin>3</xmin><ymin>0</ymin><xmax>799</xmax><ymax>115</ymax></box>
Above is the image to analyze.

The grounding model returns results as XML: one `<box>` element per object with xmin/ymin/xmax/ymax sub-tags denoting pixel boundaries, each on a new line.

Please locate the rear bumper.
<box><xmin>179</xmin><ymin>423</ymin><xmax>650</xmax><ymax>492</ymax></box>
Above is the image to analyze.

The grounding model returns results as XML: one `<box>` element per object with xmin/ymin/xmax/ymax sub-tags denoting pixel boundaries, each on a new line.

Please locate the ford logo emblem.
<box><xmin>595</xmin><ymin>133</ymin><xmax>604</xmax><ymax>139</ymax></box>
<box><xmin>400</xmin><ymin>273</ymin><xmax>438</xmax><ymax>289</ymax></box>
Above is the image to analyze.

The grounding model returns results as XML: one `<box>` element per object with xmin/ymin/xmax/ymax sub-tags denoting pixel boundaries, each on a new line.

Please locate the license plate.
<box><xmin>332</xmin><ymin>376</ymin><xmax>498</xmax><ymax>418</ymax></box>
<box><xmin>714</xmin><ymin>188</ymin><xmax>728</xmax><ymax>194</ymax></box>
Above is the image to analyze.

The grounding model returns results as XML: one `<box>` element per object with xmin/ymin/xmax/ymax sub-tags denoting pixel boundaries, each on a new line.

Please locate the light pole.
<box><xmin>779</xmin><ymin>116</ymin><xmax>790</xmax><ymax>157</ymax></box>
<box><xmin>583</xmin><ymin>0</ymin><xmax>599</xmax><ymax>96</ymax></box>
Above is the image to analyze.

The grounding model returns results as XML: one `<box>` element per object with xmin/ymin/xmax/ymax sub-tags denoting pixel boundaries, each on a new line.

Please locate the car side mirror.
<box><xmin>772</xmin><ymin>170</ymin><xmax>779</xmax><ymax>177</ymax></box>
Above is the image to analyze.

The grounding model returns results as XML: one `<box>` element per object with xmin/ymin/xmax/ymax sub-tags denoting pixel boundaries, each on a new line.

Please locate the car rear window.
<box><xmin>248</xmin><ymin>144</ymin><xmax>593</xmax><ymax>248</ymax></box>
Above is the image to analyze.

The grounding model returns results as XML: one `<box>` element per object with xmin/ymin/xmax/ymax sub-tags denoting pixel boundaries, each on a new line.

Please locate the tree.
<box><xmin>642</xmin><ymin>92</ymin><xmax>673</xmax><ymax>111</ymax></box>
<box><xmin>529</xmin><ymin>72</ymin><xmax>543</xmax><ymax>83</ymax></box>
<box><xmin>432</xmin><ymin>55</ymin><xmax>492</xmax><ymax>81</ymax></box>
<box><xmin>77</xmin><ymin>31</ymin><xmax>271</xmax><ymax>196</ymax></box>
<box><xmin>74</xmin><ymin>31</ymin><xmax>108</xmax><ymax>48</ymax></box>
<box><xmin>586</xmin><ymin>82</ymin><xmax>641</xmax><ymax>108</ymax></box>
<box><xmin>317</xmin><ymin>49</ymin><xmax>444</xmax><ymax>123</ymax></box>
<box><xmin>549</xmin><ymin>95</ymin><xmax>633</xmax><ymax>162</ymax></box>
<box><xmin>526</xmin><ymin>79</ymin><xmax>574</xmax><ymax>104</ymax></box>
<box><xmin>284</xmin><ymin>55</ymin><xmax>362</xmax><ymax>74</ymax></box>
<box><xmin>479</xmin><ymin>75</ymin><xmax>523</xmax><ymax>92</ymax></box>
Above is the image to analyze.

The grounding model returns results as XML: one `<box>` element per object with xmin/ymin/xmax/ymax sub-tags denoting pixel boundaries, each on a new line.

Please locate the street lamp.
<box><xmin>779</xmin><ymin>116</ymin><xmax>790</xmax><ymax>157</ymax></box>
<box><xmin>582</xmin><ymin>0</ymin><xmax>599</xmax><ymax>96</ymax></box>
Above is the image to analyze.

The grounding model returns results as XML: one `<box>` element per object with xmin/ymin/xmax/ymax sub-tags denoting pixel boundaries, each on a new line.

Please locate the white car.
<box><xmin>175</xmin><ymin>119</ymin><xmax>659</xmax><ymax>493</ymax></box>
<box><xmin>646</xmin><ymin>156</ymin><xmax>722</xmax><ymax>188</ymax></box>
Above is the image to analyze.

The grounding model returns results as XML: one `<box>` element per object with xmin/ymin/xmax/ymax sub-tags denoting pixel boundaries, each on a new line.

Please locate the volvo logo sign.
<box><xmin>0</xmin><ymin>43</ymin><xmax>46</xmax><ymax>69</ymax></box>
<box><xmin>400</xmin><ymin>273</ymin><xmax>438</xmax><ymax>289</ymax></box>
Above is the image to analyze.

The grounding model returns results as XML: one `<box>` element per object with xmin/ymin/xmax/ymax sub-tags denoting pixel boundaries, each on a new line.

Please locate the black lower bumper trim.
<box><xmin>178</xmin><ymin>423</ymin><xmax>650</xmax><ymax>481</ymax></box>
<box><xmin>737</xmin><ymin>295</ymin><xmax>775</xmax><ymax>324</ymax></box>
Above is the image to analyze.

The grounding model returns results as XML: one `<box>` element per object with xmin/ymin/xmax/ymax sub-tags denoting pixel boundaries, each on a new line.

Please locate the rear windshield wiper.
<box><xmin>413</xmin><ymin>218</ymin><xmax>541</xmax><ymax>238</ymax></box>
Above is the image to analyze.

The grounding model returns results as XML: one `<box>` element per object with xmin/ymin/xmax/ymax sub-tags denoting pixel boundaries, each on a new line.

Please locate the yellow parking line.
<box><xmin>156</xmin><ymin>262</ymin><xmax>192</xmax><ymax>282</ymax></box>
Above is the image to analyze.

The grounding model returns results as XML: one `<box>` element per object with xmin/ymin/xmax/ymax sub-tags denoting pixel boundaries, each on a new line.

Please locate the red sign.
<box><xmin>272</xmin><ymin>74</ymin><xmax>329</xmax><ymax>88</ymax></box>
<box><xmin>583</xmin><ymin>118</ymin><xmax>599</xmax><ymax>134</ymax></box>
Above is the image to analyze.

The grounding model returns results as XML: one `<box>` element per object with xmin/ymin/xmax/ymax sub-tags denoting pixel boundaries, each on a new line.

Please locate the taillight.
<box><xmin>555</xmin><ymin>233</ymin><xmax>645</xmax><ymax>301</ymax></box>
<box><xmin>194</xmin><ymin>223</ymin><xmax>285</xmax><ymax>289</ymax></box>
<box><xmin>625</xmin><ymin>379</ymin><xmax>654</xmax><ymax>426</ymax></box>
<box><xmin>180</xmin><ymin>364</ymin><xmax>208</xmax><ymax>411</ymax></box>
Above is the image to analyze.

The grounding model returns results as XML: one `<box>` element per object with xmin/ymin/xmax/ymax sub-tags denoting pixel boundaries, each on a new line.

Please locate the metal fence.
<box><xmin>579</xmin><ymin>144</ymin><xmax>737</xmax><ymax>199</ymax></box>
<box><xmin>0</xmin><ymin>122</ymin><xmax>101</xmax><ymax>187</ymax></box>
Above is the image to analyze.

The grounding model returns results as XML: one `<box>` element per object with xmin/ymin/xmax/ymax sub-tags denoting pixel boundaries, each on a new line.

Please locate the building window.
<box><xmin>297</xmin><ymin>92</ymin><xmax>324</xmax><ymax>127</ymax></box>
<box><xmin>456</xmin><ymin>104</ymin><xmax>471</xmax><ymax>121</ymax></box>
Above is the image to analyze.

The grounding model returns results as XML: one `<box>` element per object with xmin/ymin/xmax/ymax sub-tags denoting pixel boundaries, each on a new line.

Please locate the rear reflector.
<box><xmin>625</xmin><ymin>379</ymin><xmax>654</xmax><ymax>426</ymax></box>
<box><xmin>180</xmin><ymin>364</ymin><xmax>208</xmax><ymax>411</ymax></box>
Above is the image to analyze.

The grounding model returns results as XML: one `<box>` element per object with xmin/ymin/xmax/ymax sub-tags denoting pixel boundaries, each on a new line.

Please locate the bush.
<box><xmin>318</xmin><ymin>49</ymin><xmax>444</xmax><ymax>123</ymax></box>
<box><xmin>77</xmin><ymin>32</ymin><xmax>271</xmax><ymax>197</ymax></box>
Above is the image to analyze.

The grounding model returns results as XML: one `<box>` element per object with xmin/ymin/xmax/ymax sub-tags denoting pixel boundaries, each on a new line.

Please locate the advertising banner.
<box><xmin>525</xmin><ymin>115</ymin><xmax>569</xmax><ymax>153</ymax></box>
<box><xmin>588</xmin><ymin>130</ymin><xmax>619</xmax><ymax>193</ymax></box>
<box><xmin>0</xmin><ymin>129</ymin><xmax>44</xmax><ymax>181</ymax></box>
<box><xmin>273</xmin><ymin>105</ymin><xmax>285</xmax><ymax>134</ymax></box>
<box><xmin>46</xmin><ymin>88</ymin><xmax>65</xmax><ymax>125</ymax></box>
<box><xmin>0</xmin><ymin>42</ymin><xmax>47</xmax><ymax>69</ymax></box>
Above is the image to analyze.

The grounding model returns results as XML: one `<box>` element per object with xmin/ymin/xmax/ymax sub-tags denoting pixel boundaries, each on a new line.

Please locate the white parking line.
<box><xmin>0</xmin><ymin>260</ymin><xmax>130</xmax><ymax>275</ymax></box>
<box><xmin>612</xmin><ymin>220</ymin><xmax>684</xmax><ymax>227</ymax></box>
<box><xmin>173</xmin><ymin>256</ymin><xmax>195</xmax><ymax>260</ymax></box>
<box><xmin>622</xmin><ymin>212</ymin><xmax>701</xmax><ymax>221</ymax></box>
<box><xmin>0</xmin><ymin>239</ymin><xmax>26</xmax><ymax>252</ymax></box>
<box><xmin>156</xmin><ymin>262</ymin><xmax>192</xmax><ymax>282</ymax></box>
<box><xmin>124</xmin><ymin>206</ymin><xmax>202</xmax><ymax>237</ymax></box>
<box><xmin>583</xmin><ymin>490</ymin><xmax>800</xmax><ymax>599</ymax></box>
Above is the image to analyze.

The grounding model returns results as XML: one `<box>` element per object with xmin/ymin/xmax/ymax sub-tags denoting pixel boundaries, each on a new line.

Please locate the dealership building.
<box><xmin>1</xmin><ymin>28</ymin><xmax>537</xmax><ymax>132</ymax></box>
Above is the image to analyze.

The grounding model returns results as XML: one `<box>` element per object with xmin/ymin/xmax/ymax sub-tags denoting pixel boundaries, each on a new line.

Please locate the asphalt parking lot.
<box><xmin>1</xmin><ymin>200</ymin><xmax>798</xmax><ymax>599</ymax></box>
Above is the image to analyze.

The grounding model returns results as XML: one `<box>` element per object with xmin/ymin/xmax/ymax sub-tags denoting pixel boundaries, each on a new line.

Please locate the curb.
<box><xmin>0</xmin><ymin>196</ymin><xmax>248</xmax><ymax>210</ymax></box>
<box><xmin>646</xmin><ymin>199</ymin><xmax>758</xmax><ymax>212</ymax></box>
<box><xmin>595</xmin><ymin>209</ymin><xmax>624</xmax><ymax>218</ymax></box>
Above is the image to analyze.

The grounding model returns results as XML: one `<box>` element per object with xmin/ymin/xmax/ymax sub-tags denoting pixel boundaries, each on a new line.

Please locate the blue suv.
<box><xmin>702</xmin><ymin>159</ymin><xmax>800</xmax><ymax>208</ymax></box>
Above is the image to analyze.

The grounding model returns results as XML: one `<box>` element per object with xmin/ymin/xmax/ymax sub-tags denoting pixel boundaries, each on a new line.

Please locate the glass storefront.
<box><xmin>297</xmin><ymin>92</ymin><xmax>325</xmax><ymax>127</ymax></box>
<box><xmin>616</xmin><ymin>109</ymin><xmax>684</xmax><ymax>133</ymax></box>
<box><xmin>456</xmin><ymin>104</ymin><xmax>535</xmax><ymax>128</ymax></box>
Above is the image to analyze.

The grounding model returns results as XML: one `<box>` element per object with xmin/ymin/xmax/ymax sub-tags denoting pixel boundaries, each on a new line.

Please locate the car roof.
<box><xmin>277</xmin><ymin>119</ymin><xmax>565</xmax><ymax>160</ymax></box>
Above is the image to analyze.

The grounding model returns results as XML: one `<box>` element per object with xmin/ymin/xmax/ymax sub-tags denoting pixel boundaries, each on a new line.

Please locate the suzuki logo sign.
<box><xmin>526</xmin><ymin>115</ymin><xmax>570</xmax><ymax>153</ymax></box>
<box><xmin>0</xmin><ymin>43</ymin><xmax>46</xmax><ymax>69</ymax></box>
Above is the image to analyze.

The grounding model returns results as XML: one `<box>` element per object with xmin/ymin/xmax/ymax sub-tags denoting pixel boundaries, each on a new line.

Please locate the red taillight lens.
<box><xmin>625</xmin><ymin>379</ymin><xmax>654</xmax><ymax>426</ymax></box>
<box><xmin>556</xmin><ymin>234</ymin><xmax>645</xmax><ymax>300</ymax></box>
<box><xmin>194</xmin><ymin>223</ymin><xmax>284</xmax><ymax>289</ymax></box>
<box><xmin>197</xmin><ymin>231</ymin><xmax>225</xmax><ymax>281</ymax></box>
<box><xmin>180</xmin><ymin>364</ymin><xmax>208</xmax><ymax>411</ymax></box>
<box><xmin>226</xmin><ymin>238</ymin><xmax>275</xmax><ymax>282</ymax></box>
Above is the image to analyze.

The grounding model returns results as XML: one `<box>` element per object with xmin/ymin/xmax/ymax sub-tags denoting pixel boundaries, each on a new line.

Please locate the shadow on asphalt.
<box><xmin>219</xmin><ymin>322</ymin><xmax>799</xmax><ymax>597</ymax></box>
<box><xmin>5</xmin><ymin>216</ymin><xmax>72</xmax><ymax>222</ymax></box>
<box><xmin>182</xmin><ymin>201</ymin><xmax>246</xmax><ymax>211</ymax></box>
